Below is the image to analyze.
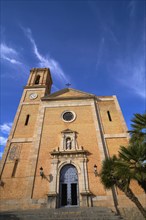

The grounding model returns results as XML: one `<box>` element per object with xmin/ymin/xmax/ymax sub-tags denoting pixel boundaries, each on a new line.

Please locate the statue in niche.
<box><xmin>66</xmin><ymin>137</ymin><xmax>72</xmax><ymax>150</ymax></box>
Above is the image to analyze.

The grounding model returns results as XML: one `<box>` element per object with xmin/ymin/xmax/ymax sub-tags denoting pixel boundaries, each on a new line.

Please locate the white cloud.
<box><xmin>0</xmin><ymin>137</ymin><xmax>7</xmax><ymax>146</ymax></box>
<box><xmin>0</xmin><ymin>122</ymin><xmax>12</xmax><ymax>134</ymax></box>
<box><xmin>2</xmin><ymin>56</ymin><xmax>21</xmax><ymax>65</ymax></box>
<box><xmin>1</xmin><ymin>43</ymin><xmax>17</xmax><ymax>55</ymax></box>
<box><xmin>0</xmin><ymin>43</ymin><xmax>22</xmax><ymax>65</ymax></box>
<box><xmin>130</xmin><ymin>63</ymin><xmax>145</xmax><ymax>98</ymax></box>
<box><xmin>103</xmin><ymin>25</ymin><xmax>119</xmax><ymax>45</ymax></box>
<box><xmin>52</xmin><ymin>84</ymin><xmax>60</xmax><ymax>92</ymax></box>
<box><xmin>21</xmin><ymin>27</ymin><xmax>69</xmax><ymax>83</ymax></box>
<box><xmin>96</xmin><ymin>37</ymin><xmax>105</xmax><ymax>70</ymax></box>
<box><xmin>115</xmin><ymin>57</ymin><xmax>145</xmax><ymax>99</ymax></box>
<box><xmin>128</xmin><ymin>0</ymin><xmax>137</xmax><ymax>17</ymax></box>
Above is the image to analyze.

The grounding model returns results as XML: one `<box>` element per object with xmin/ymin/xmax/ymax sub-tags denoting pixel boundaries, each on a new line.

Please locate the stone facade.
<box><xmin>0</xmin><ymin>68</ymin><xmax>145</xmax><ymax>211</ymax></box>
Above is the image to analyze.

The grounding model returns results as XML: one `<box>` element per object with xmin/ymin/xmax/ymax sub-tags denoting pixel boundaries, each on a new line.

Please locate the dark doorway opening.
<box><xmin>61</xmin><ymin>184</ymin><xmax>67</xmax><ymax>206</ymax></box>
<box><xmin>59</xmin><ymin>164</ymin><xmax>79</xmax><ymax>207</ymax></box>
<box><xmin>71</xmin><ymin>183</ymin><xmax>77</xmax><ymax>205</ymax></box>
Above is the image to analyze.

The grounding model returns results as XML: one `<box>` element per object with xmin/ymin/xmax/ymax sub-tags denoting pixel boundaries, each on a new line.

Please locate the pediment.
<box><xmin>42</xmin><ymin>88</ymin><xmax>95</xmax><ymax>100</ymax></box>
<box><xmin>61</xmin><ymin>128</ymin><xmax>78</xmax><ymax>134</ymax></box>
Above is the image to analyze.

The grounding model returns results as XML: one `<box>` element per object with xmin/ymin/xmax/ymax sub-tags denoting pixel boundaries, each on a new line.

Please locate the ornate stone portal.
<box><xmin>48</xmin><ymin>129</ymin><xmax>92</xmax><ymax>208</ymax></box>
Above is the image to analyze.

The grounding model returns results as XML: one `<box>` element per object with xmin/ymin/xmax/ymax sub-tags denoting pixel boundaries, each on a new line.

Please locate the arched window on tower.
<box><xmin>66</xmin><ymin>137</ymin><xmax>72</xmax><ymax>150</ymax></box>
<box><xmin>35</xmin><ymin>75</ymin><xmax>40</xmax><ymax>84</ymax></box>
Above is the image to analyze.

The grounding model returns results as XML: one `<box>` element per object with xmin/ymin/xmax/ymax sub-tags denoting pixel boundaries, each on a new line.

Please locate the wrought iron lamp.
<box><xmin>40</xmin><ymin>167</ymin><xmax>44</xmax><ymax>178</ymax></box>
<box><xmin>94</xmin><ymin>164</ymin><xmax>98</xmax><ymax>177</ymax></box>
<box><xmin>39</xmin><ymin>167</ymin><xmax>52</xmax><ymax>182</ymax></box>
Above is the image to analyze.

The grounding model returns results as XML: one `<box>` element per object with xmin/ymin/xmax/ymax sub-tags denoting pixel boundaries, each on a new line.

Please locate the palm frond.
<box><xmin>129</xmin><ymin>113</ymin><xmax>146</xmax><ymax>144</ymax></box>
<box><xmin>131</xmin><ymin>113</ymin><xmax>146</xmax><ymax>129</ymax></box>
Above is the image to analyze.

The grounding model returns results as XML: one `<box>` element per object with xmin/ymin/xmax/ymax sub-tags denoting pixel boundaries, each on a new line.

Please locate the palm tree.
<box><xmin>129</xmin><ymin>113</ymin><xmax>146</xmax><ymax>144</ymax></box>
<box><xmin>123</xmin><ymin>113</ymin><xmax>146</xmax><ymax>192</ymax></box>
<box><xmin>119</xmin><ymin>143</ymin><xmax>146</xmax><ymax>193</ymax></box>
<box><xmin>100</xmin><ymin>156</ymin><xmax>146</xmax><ymax>218</ymax></box>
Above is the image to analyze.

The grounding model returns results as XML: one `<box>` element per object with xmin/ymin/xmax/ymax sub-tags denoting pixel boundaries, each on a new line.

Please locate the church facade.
<box><xmin>0</xmin><ymin>68</ymin><xmax>144</xmax><ymax>211</ymax></box>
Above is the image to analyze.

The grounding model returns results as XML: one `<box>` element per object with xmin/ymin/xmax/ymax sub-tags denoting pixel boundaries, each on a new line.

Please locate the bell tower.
<box><xmin>25</xmin><ymin>68</ymin><xmax>53</xmax><ymax>95</ymax></box>
<box><xmin>0</xmin><ymin>68</ymin><xmax>53</xmax><ymax>207</ymax></box>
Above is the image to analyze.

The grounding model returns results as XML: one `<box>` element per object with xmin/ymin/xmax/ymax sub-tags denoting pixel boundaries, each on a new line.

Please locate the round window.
<box><xmin>62</xmin><ymin>111</ymin><xmax>76</xmax><ymax>122</ymax></box>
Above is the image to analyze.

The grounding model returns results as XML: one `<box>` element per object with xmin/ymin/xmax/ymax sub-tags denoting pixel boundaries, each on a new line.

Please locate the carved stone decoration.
<box><xmin>66</xmin><ymin>137</ymin><xmax>72</xmax><ymax>150</ymax></box>
<box><xmin>49</xmin><ymin>148</ymin><xmax>92</xmax><ymax>208</ymax></box>
<box><xmin>58</xmin><ymin>129</ymin><xmax>82</xmax><ymax>152</ymax></box>
<box><xmin>9</xmin><ymin>145</ymin><xmax>21</xmax><ymax>161</ymax></box>
<box><xmin>48</xmin><ymin>129</ymin><xmax>92</xmax><ymax>208</ymax></box>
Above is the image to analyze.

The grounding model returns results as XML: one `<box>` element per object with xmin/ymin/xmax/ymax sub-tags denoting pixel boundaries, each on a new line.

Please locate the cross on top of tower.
<box><xmin>66</xmin><ymin>83</ymin><xmax>71</xmax><ymax>87</ymax></box>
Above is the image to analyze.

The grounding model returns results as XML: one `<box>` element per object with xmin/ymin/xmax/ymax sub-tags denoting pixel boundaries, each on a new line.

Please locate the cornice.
<box><xmin>48</xmin><ymin>88</ymin><xmax>95</xmax><ymax>98</ymax></box>
<box><xmin>24</xmin><ymin>85</ymin><xmax>47</xmax><ymax>89</ymax></box>
<box><xmin>41</xmin><ymin>96</ymin><xmax>96</xmax><ymax>101</ymax></box>
<box><xmin>50</xmin><ymin>149</ymin><xmax>89</xmax><ymax>156</ymax></box>
<box><xmin>30</xmin><ymin>67</ymin><xmax>50</xmax><ymax>71</ymax></box>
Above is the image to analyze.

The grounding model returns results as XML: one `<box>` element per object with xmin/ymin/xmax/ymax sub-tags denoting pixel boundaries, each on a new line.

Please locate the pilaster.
<box><xmin>25</xmin><ymin>105</ymin><xmax>45</xmax><ymax>198</ymax></box>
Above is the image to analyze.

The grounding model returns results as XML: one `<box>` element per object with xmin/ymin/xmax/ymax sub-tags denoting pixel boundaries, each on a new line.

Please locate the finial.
<box><xmin>66</xmin><ymin>83</ymin><xmax>71</xmax><ymax>87</ymax></box>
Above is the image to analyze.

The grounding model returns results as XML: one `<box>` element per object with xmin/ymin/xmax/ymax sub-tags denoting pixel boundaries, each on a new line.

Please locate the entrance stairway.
<box><xmin>0</xmin><ymin>207</ymin><xmax>124</xmax><ymax>220</ymax></box>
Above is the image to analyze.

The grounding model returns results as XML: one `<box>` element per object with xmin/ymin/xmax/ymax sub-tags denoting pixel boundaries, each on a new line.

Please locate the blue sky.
<box><xmin>0</xmin><ymin>0</ymin><xmax>145</xmax><ymax>158</ymax></box>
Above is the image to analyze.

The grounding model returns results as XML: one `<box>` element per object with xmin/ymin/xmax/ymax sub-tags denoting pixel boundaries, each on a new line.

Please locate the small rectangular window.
<box><xmin>107</xmin><ymin>111</ymin><xmax>112</xmax><ymax>121</ymax></box>
<box><xmin>12</xmin><ymin>159</ymin><xmax>18</xmax><ymax>177</ymax></box>
<box><xmin>25</xmin><ymin>114</ymin><xmax>30</xmax><ymax>126</ymax></box>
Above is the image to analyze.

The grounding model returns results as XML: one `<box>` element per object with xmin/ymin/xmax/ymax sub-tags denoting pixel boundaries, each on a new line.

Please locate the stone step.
<box><xmin>18</xmin><ymin>218</ymin><xmax>122</xmax><ymax>220</ymax></box>
<box><xmin>0</xmin><ymin>216</ymin><xmax>123</xmax><ymax>220</ymax></box>
<box><xmin>0</xmin><ymin>207</ymin><xmax>124</xmax><ymax>220</ymax></box>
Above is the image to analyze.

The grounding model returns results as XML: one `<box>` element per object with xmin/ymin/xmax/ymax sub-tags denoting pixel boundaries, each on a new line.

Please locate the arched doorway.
<box><xmin>59</xmin><ymin>164</ymin><xmax>79</xmax><ymax>207</ymax></box>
